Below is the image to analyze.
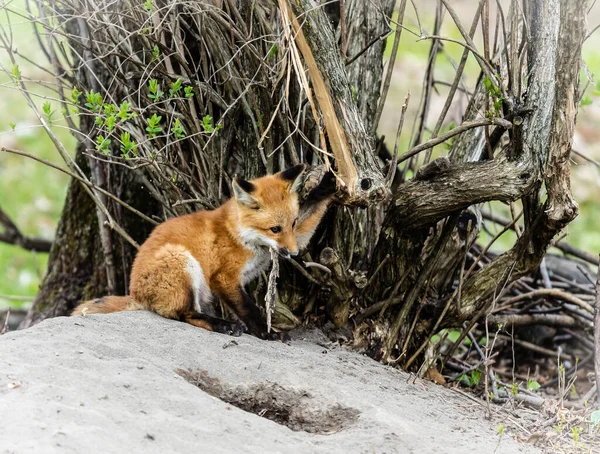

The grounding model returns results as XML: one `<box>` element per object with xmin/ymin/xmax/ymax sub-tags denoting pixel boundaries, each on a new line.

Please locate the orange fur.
<box><xmin>71</xmin><ymin>165</ymin><xmax>334</xmax><ymax>338</ymax></box>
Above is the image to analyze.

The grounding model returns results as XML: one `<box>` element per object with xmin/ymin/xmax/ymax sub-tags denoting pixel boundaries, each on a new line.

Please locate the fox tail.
<box><xmin>71</xmin><ymin>296</ymin><xmax>143</xmax><ymax>316</ymax></box>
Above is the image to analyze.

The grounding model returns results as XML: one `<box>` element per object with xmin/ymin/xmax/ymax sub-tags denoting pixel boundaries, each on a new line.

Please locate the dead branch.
<box><xmin>389</xmin><ymin>154</ymin><xmax>534</xmax><ymax>231</ymax></box>
<box><xmin>285</xmin><ymin>0</ymin><xmax>388</xmax><ymax>205</ymax></box>
<box><xmin>0</xmin><ymin>207</ymin><xmax>52</xmax><ymax>253</ymax></box>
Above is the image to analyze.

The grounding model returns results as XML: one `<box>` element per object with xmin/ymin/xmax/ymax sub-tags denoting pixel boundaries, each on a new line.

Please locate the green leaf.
<box><xmin>202</xmin><ymin>114</ymin><xmax>214</xmax><ymax>133</ymax></box>
<box><xmin>590</xmin><ymin>410</ymin><xmax>600</xmax><ymax>425</ymax></box>
<box><xmin>105</xmin><ymin>115</ymin><xmax>116</xmax><ymax>132</ymax></box>
<box><xmin>148</xmin><ymin>79</ymin><xmax>164</xmax><ymax>101</ymax></box>
<box><xmin>483</xmin><ymin>76</ymin><xmax>493</xmax><ymax>92</ymax></box>
<box><xmin>42</xmin><ymin>101</ymin><xmax>55</xmax><ymax>124</ymax></box>
<box><xmin>117</xmin><ymin>101</ymin><xmax>134</xmax><ymax>121</ymax></box>
<box><xmin>581</xmin><ymin>95</ymin><xmax>593</xmax><ymax>106</ymax></box>
<box><xmin>11</xmin><ymin>64</ymin><xmax>21</xmax><ymax>81</ymax></box>
<box><xmin>446</xmin><ymin>329</ymin><xmax>461</xmax><ymax>343</ymax></box>
<box><xmin>527</xmin><ymin>379</ymin><xmax>541</xmax><ymax>391</ymax></box>
<box><xmin>268</xmin><ymin>44</ymin><xmax>278</xmax><ymax>60</ymax></box>
<box><xmin>144</xmin><ymin>0</ymin><xmax>153</xmax><ymax>11</ymax></box>
<box><xmin>470</xmin><ymin>370</ymin><xmax>481</xmax><ymax>386</ymax></box>
<box><xmin>103</xmin><ymin>104</ymin><xmax>117</xmax><ymax>116</ymax></box>
<box><xmin>152</xmin><ymin>45</ymin><xmax>160</xmax><ymax>60</ymax></box>
<box><xmin>169</xmin><ymin>78</ymin><xmax>183</xmax><ymax>97</ymax></box>
<box><xmin>184</xmin><ymin>86</ymin><xmax>194</xmax><ymax>98</ymax></box>
<box><xmin>456</xmin><ymin>374</ymin><xmax>470</xmax><ymax>386</ymax></box>
<box><xmin>171</xmin><ymin>118</ymin><xmax>185</xmax><ymax>139</ymax></box>
<box><xmin>85</xmin><ymin>90</ymin><xmax>103</xmax><ymax>113</ymax></box>
<box><xmin>71</xmin><ymin>87</ymin><xmax>81</xmax><ymax>105</ymax></box>
<box><xmin>145</xmin><ymin>113</ymin><xmax>163</xmax><ymax>138</ymax></box>
<box><xmin>95</xmin><ymin>135</ymin><xmax>111</xmax><ymax>154</ymax></box>
<box><xmin>8</xmin><ymin>122</ymin><xmax>16</xmax><ymax>131</ymax></box>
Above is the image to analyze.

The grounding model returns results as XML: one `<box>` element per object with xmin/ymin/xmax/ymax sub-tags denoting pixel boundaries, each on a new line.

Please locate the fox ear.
<box><xmin>278</xmin><ymin>164</ymin><xmax>306</xmax><ymax>193</ymax></box>
<box><xmin>232</xmin><ymin>177</ymin><xmax>259</xmax><ymax>208</ymax></box>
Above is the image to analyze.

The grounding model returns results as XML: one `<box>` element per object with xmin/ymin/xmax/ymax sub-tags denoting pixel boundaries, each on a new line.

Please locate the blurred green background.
<box><xmin>1</xmin><ymin>0</ymin><xmax>599</xmax><ymax>310</ymax></box>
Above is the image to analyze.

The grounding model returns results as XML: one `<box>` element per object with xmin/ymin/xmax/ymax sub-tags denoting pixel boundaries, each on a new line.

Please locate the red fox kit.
<box><xmin>72</xmin><ymin>165</ymin><xmax>336</xmax><ymax>339</ymax></box>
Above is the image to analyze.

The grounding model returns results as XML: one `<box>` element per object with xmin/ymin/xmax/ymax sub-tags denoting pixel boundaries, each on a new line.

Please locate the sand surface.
<box><xmin>0</xmin><ymin>312</ymin><xmax>539</xmax><ymax>453</ymax></box>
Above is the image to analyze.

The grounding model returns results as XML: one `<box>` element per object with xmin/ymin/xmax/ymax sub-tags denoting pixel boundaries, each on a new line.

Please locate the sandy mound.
<box><xmin>0</xmin><ymin>312</ymin><xmax>538</xmax><ymax>453</ymax></box>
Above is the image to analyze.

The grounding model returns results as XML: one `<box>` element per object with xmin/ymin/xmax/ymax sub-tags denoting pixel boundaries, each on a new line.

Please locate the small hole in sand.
<box><xmin>177</xmin><ymin>369</ymin><xmax>359</xmax><ymax>434</ymax></box>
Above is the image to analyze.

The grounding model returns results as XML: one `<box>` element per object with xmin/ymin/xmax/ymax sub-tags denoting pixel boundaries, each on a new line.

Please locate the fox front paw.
<box><xmin>214</xmin><ymin>320</ymin><xmax>246</xmax><ymax>337</ymax></box>
<box><xmin>305</xmin><ymin>170</ymin><xmax>337</xmax><ymax>204</ymax></box>
<box><xmin>258</xmin><ymin>330</ymin><xmax>291</xmax><ymax>342</ymax></box>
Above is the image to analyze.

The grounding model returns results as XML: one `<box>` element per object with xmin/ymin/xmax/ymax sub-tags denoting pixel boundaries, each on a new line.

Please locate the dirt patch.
<box><xmin>177</xmin><ymin>368</ymin><xmax>359</xmax><ymax>434</ymax></box>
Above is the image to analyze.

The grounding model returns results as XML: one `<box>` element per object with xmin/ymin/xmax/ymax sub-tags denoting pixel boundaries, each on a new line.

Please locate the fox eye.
<box><xmin>270</xmin><ymin>226</ymin><xmax>281</xmax><ymax>234</ymax></box>
<box><xmin>292</xmin><ymin>218</ymin><xmax>298</xmax><ymax>228</ymax></box>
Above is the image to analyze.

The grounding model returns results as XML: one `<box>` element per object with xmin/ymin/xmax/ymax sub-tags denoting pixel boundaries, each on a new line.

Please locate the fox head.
<box><xmin>233</xmin><ymin>164</ymin><xmax>305</xmax><ymax>258</ymax></box>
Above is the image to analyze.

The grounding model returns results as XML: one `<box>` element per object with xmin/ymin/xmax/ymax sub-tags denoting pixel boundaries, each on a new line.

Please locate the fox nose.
<box><xmin>279</xmin><ymin>247</ymin><xmax>298</xmax><ymax>258</ymax></box>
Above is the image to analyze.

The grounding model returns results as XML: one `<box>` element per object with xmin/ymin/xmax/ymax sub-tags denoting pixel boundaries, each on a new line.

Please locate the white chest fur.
<box><xmin>241</xmin><ymin>248</ymin><xmax>271</xmax><ymax>286</ymax></box>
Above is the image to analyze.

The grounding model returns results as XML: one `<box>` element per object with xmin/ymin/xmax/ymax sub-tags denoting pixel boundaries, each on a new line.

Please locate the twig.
<box><xmin>0</xmin><ymin>207</ymin><xmax>53</xmax><ymax>252</ymax></box>
<box><xmin>499</xmin><ymin>289</ymin><xmax>594</xmax><ymax>314</ymax></box>
<box><xmin>302</xmin><ymin>261</ymin><xmax>331</xmax><ymax>274</ymax></box>
<box><xmin>487</xmin><ymin>313</ymin><xmax>578</xmax><ymax>328</ymax></box>
<box><xmin>426</xmin><ymin>0</ymin><xmax>485</xmax><ymax>163</ymax></box>
<box><xmin>287</xmin><ymin>257</ymin><xmax>324</xmax><ymax>286</ymax></box>
<box><xmin>0</xmin><ymin>309</ymin><xmax>9</xmax><ymax>335</ymax></box>
<box><xmin>345</xmin><ymin>30</ymin><xmax>392</xmax><ymax>66</ymax></box>
<box><xmin>266</xmin><ymin>248</ymin><xmax>280</xmax><ymax>333</ymax></box>
<box><xmin>595</xmin><ymin>254</ymin><xmax>600</xmax><ymax>405</ymax></box>
<box><xmin>397</xmin><ymin>118</ymin><xmax>512</xmax><ymax>164</ymax></box>
<box><xmin>410</xmin><ymin>1</ymin><xmax>442</xmax><ymax>157</ymax></box>
<box><xmin>372</xmin><ymin>0</ymin><xmax>408</xmax><ymax>134</ymax></box>
<box><xmin>385</xmin><ymin>92</ymin><xmax>410</xmax><ymax>186</ymax></box>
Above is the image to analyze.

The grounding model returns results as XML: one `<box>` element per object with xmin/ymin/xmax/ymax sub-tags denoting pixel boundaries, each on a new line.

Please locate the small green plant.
<box><xmin>510</xmin><ymin>382</ymin><xmax>518</xmax><ymax>397</ymax></box>
<box><xmin>148</xmin><ymin>79</ymin><xmax>164</xmax><ymax>101</ymax></box>
<box><xmin>171</xmin><ymin>118</ymin><xmax>185</xmax><ymax>139</ymax></box>
<box><xmin>184</xmin><ymin>86</ymin><xmax>194</xmax><ymax>98</ymax></box>
<box><xmin>201</xmin><ymin>114</ymin><xmax>222</xmax><ymax>134</ymax></box>
<box><xmin>71</xmin><ymin>87</ymin><xmax>81</xmax><ymax>113</ymax></box>
<box><xmin>104</xmin><ymin>114</ymin><xmax>116</xmax><ymax>132</ymax></box>
<box><xmin>570</xmin><ymin>426</ymin><xmax>582</xmax><ymax>449</ymax></box>
<box><xmin>119</xmin><ymin>132</ymin><xmax>138</xmax><ymax>158</ymax></box>
<box><xmin>117</xmin><ymin>101</ymin><xmax>135</xmax><ymax>121</ymax></box>
<box><xmin>8</xmin><ymin>122</ymin><xmax>16</xmax><ymax>131</ymax></box>
<box><xmin>169</xmin><ymin>78</ymin><xmax>183</xmax><ymax>97</ymax></box>
<box><xmin>152</xmin><ymin>45</ymin><xmax>160</xmax><ymax>60</ymax></box>
<box><xmin>11</xmin><ymin>64</ymin><xmax>21</xmax><ymax>82</ymax></box>
<box><xmin>145</xmin><ymin>113</ymin><xmax>163</xmax><ymax>138</ymax></box>
<box><xmin>85</xmin><ymin>90</ymin><xmax>103</xmax><ymax>113</ymax></box>
<box><xmin>42</xmin><ymin>101</ymin><xmax>55</xmax><ymax>124</ymax></box>
<box><xmin>267</xmin><ymin>44</ymin><xmax>278</xmax><ymax>60</ymax></box>
<box><xmin>144</xmin><ymin>0</ymin><xmax>153</xmax><ymax>12</ymax></box>
<box><xmin>95</xmin><ymin>135</ymin><xmax>111</xmax><ymax>154</ymax></box>
<box><xmin>527</xmin><ymin>379</ymin><xmax>541</xmax><ymax>391</ymax></box>
<box><xmin>456</xmin><ymin>369</ymin><xmax>481</xmax><ymax>387</ymax></box>
<box><xmin>497</xmin><ymin>424</ymin><xmax>505</xmax><ymax>435</ymax></box>
<box><xmin>483</xmin><ymin>75</ymin><xmax>503</xmax><ymax>115</ymax></box>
